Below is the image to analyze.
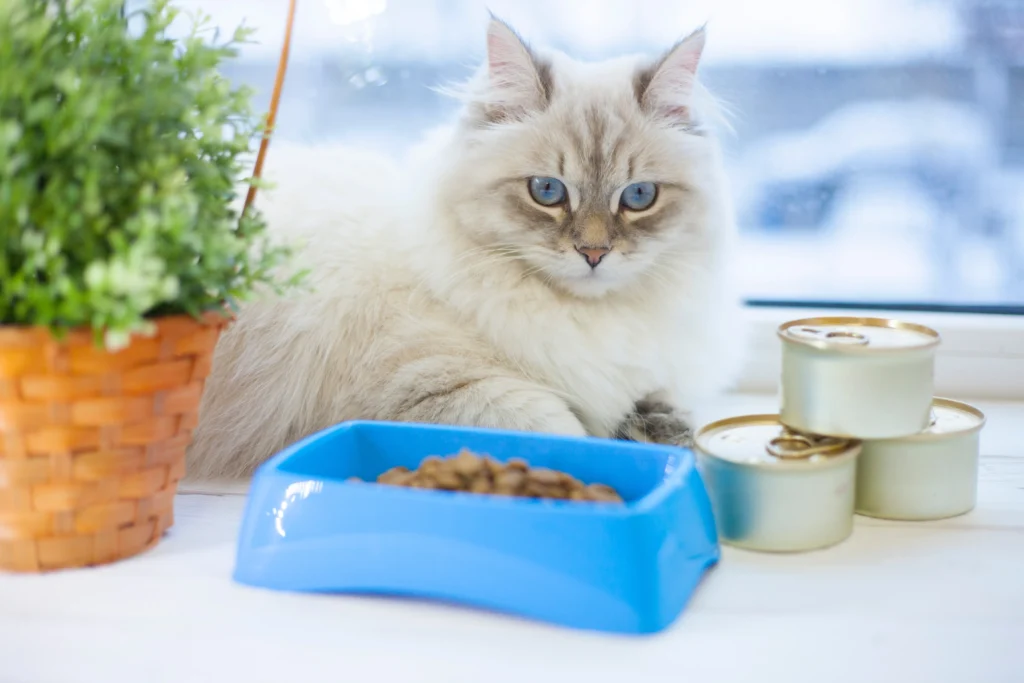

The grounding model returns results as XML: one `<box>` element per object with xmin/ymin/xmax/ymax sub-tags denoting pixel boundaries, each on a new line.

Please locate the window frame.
<box><xmin>736</xmin><ymin>304</ymin><xmax>1024</xmax><ymax>400</ymax></box>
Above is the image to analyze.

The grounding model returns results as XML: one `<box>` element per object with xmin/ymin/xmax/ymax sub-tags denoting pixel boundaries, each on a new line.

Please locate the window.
<box><xmin>153</xmin><ymin>0</ymin><xmax>1024</xmax><ymax>310</ymax></box>
<box><xmin>142</xmin><ymin>0</ymin><xmax>1024</xmax><ymax>397</ymax></box>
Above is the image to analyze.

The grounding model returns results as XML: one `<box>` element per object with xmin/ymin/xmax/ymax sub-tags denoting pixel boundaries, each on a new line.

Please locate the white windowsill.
<box><xmin>735</xmin><ymin>305</ymin><xmax>1024</xmax><ymax>401</ymax></box>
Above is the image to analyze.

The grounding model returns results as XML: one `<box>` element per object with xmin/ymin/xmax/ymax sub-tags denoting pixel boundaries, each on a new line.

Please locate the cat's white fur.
<box><xmin>187</xmin><ymin>20</ymin><xmax>746</xmax><ymax>479</ymax></box>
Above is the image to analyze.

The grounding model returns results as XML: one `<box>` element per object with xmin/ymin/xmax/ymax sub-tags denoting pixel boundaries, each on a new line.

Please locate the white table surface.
<box><xmin>2</xmin><ymin>394</ymin><xmax>1022</xmax><ymax>683</ymax></box>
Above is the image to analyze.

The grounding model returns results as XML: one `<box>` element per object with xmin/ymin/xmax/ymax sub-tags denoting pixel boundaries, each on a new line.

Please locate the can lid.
<box><xmin>695</xmin><ymin>414</ymin><xmax>861</xmax><ymax>468</ymax></box>
<box><xmin>778</xmin><ymin>317</ymin><xmax>940</xmax><ymax>353</ymax></box>
<box><xmin>913</xmin><ymin>398</ymin><xmax>986</xmax><ymax>439</ymax></box>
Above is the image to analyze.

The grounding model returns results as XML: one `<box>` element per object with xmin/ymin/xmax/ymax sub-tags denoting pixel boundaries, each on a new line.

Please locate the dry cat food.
<box><xmin>349</xmin><ymin>449</ymin><xmax>624</xmax><ymax>503</ymax></box>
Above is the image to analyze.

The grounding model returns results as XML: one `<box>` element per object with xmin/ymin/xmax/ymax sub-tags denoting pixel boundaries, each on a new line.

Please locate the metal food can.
<box><xmin>856</xmin><ymin>398</ymin><xmax>985</xmax><ymax>521</ymax></box>
<box><xmin>695</xmin><ymin>415</ymin><xmax>861</xmax><ymax>553</ymax></box>
<box><xmin>778</xmin><ymin>317</ymin><xmax>941</xmax><ymax>439</ymax></box>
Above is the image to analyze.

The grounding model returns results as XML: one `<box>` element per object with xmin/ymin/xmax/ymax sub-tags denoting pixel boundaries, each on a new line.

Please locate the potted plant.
<box><xmin>0</xmin><ymin>0</ymin><xmax>295</xmax><ymax>571</ymax></box>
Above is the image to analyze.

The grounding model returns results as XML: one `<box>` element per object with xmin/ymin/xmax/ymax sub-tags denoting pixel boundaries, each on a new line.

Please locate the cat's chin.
<box><xmin>546</xmin><ymin>270</ymin><xmax>631</xmax><ymax>300</ymax></box>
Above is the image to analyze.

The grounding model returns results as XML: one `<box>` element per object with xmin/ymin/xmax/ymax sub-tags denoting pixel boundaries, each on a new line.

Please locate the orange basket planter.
<box><xmin>0</xmin><ymin>312</ymin><xmax>228</xmax><ymax>572</ymax></box>
<box><xmin>0</xmin><ymin>0</ymin><xmax>296</xmax><ymax>573</ymax></box>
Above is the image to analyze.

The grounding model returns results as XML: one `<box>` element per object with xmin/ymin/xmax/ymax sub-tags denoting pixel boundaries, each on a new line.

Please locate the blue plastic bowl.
<box><xmin>232</xmin><ymin>421</ymin><xmax>720</xmax><ymax>634</ymax></box>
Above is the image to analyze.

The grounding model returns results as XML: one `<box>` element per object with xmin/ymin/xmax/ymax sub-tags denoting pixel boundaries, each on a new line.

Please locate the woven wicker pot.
<box><xmin>0</xmin><ymin>312</ymin><xmax>227</xmax><ymax>572</ymax></box>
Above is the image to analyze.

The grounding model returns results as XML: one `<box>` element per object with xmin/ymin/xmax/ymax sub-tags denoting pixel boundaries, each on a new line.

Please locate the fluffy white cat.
<box><xmin>187</xmin><ymin>18</ymin><xmax>746</xmax><ymax>479</ymax></box>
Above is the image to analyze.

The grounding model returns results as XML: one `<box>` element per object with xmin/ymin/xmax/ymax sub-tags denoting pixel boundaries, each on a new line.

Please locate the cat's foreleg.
<box><xmin>383</xmin><ymin>357</ymin><xmax>587</xmax><ymax>437</ymax></box>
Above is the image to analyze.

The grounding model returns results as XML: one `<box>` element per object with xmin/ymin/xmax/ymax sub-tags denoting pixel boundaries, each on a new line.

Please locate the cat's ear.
<box><xmin>637</xmin><ymin>26</ymin><xmax>706</xmax><ymax>124</ymax></box>
<box><xmin>482</xmin><ymin>16</ymin><xmax>550</xmax><ymax>123</ymax></box>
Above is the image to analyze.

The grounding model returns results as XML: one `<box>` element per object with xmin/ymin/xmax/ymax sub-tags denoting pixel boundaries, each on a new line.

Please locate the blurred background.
<box><xmin>139</xmin><ymin>0</ymin><xmax>1024</xmax><ymax>310</ymax></box>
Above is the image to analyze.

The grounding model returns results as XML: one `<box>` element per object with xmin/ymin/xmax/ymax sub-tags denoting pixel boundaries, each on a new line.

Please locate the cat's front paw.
<box><xmin>615</xmin><ymin>399</ymin><xmax>693</xmax><ymax>447</ymax></box>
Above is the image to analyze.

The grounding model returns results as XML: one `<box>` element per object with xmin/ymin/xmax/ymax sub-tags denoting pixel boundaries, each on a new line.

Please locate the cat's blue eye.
<box><xmin>528</xmin><ymin>176</ymin><xmax>567</xmax><ymax>207</ymax></box>
<box><xmin>620</xmin><ymin>182</ymin><xmax>658</xmax><ymax>211</ymax></box>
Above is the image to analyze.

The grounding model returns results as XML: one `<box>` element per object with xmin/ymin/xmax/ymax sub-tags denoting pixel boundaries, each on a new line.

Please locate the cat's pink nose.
<box><xmin>576</xmin><ymin>246</ymin><xmax>610</xmax><ymax>268</ymax></box>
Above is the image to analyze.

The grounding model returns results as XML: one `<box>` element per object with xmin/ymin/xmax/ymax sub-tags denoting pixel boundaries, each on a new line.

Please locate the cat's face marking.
<box><xmin>441</xmin><ymin>19</ymin><xmax>715</xmax><ymax>299</ymax></box>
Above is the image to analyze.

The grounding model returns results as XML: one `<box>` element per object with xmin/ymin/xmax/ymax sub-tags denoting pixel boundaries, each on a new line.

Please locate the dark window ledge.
<box><xmin>745</xmin><ymin>300</ymin><xmax>1024</xmax><ymax>317</ymax></box>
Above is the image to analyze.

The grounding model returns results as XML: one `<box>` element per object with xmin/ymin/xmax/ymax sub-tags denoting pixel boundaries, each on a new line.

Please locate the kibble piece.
<box><xmin>420</xmin><ymin>456</ymin><xmax>443</xmax><ymax>474</ymax></box>
<box><xmin>529</xmin><ymin>468</ymin><xmax>561</xmax><ymax>486</ymax></box>
<box><xmin>377</xmin><ymin>466</ymin><xmax>410</xmax><ymax>485</ymax></box>
<box><xmin>394</xmin><ymin>471</ymin><xmax>418</xmax><ymax>486</ymax></box>
<box><xmin>525</xmin><ymin>480</ymin><xmax>567</xmax><ymax>499</ymax></box>
<box><xmin>469</xmin><ymin>478</ymin><xmax>493</xmax><ymax>494</ymax></box>
<box><xmin>494</xmin><ymin>469</ymin><xmax>527</xmax><ymax>495</ymax></box>
<box><xmin>540</xmin><ymin>485</ymin><xmax>570</xmax><ymax>500</ymax></box>
<box><xmin>434</xmin><ymin>469</ymin><xmax>462</xmax><ymax>491</ymax></box>
<box><xmin>585</xmin><ymin>483</ymin><xmax>623</xmax><ymax>503</ymax></box>
<box><xmin>483</xmin><ymin>457</ymin><xmax>504</xmax><ymax>476</ymax></box>
<box><xmin>451</xmin><ymin>449</ymin><xmax>484</xmax><ymax>477</ymax></box>
<box><xmin>410</xmin><ymin>476</ymin><xmax>438</xmax><ymax>490</ymax></box>
<box><xmin>506</xmin><ymin>458</ymin><xmax>529</xmax><ymax>472</ymax></box>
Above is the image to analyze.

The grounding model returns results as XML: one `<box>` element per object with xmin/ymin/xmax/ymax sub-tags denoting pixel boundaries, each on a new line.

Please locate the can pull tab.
<box><xmin>766</xmin><ymin>430</ymin><xmax>852</xmax><ymax>459</ymax></box>
<box><xmin>790</xmin><ymin>326</ymin><xmax>869</xmax><ymax>346</ymax></box>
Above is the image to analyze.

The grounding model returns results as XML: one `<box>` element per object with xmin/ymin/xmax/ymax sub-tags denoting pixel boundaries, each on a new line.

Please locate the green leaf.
<box><xmin>0</xmin><ymin>0</ymin><xmax>301</xmax><ymax>350</ymax></box>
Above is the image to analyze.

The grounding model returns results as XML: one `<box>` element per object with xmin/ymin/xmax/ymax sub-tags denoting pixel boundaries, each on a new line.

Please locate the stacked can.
<box><xmin>695</xmin><ymin>317</ymin><xmax>986</xmax><ymax>553</ymax></box>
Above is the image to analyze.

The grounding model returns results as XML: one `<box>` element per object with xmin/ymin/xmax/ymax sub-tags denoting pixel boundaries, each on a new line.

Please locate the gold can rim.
<box><xmin>695</xmin><ymin>413</ymin><xmax>862</xmax><ymax>470</ymax></box>
<box><xmin>890</xmin><ymin>397</ymin><xmax>986</xmax><ymax>442</ymax></box>
<box><xmin>777</xmin><ymin>316</ymin><xmax>941</xmax><ymax>353</ymax></box>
